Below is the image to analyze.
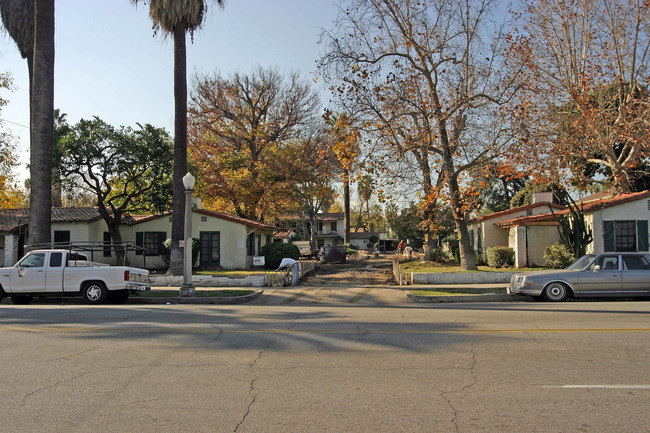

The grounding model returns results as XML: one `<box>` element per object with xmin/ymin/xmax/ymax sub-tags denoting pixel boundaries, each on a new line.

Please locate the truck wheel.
<box><xmin>82</xmin><ymin>282</ymin><xmax>108</xmax><ymax>304</ymax></box>
<box><xmin>11</xmin><ymin>294</ymin><xmax>34</xmax><ymax>305</ymax></box>
<box><xmin>108</xmin><ymin>290</ymin><xmax>129</xmax><ymax>304</ymax></box>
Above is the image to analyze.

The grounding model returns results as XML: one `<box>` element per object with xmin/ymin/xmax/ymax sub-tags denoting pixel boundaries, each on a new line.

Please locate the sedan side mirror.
<box><xmin>593</xmin><ymin>265</ymin><xmax>601</xmax><ymax>273</ymax></box>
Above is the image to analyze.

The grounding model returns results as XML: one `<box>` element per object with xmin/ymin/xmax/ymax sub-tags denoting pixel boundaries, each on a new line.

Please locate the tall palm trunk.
<box><xmin>343</xmin><ymin>175</ymin><xmax>350</xmax><ymax>244</ymax></box>
<box><xmin>28</xmin><ymin>0</ymin><xmax>54</xmax><ymax>245</ymax></box>
<box><xmin>169</xmin><ymin>23</ymin><xmax>188</xmax><ymax>275</ymax></box>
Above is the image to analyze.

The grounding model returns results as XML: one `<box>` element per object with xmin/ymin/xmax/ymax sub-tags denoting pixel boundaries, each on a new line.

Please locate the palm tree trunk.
<box><xmin>343</xmin><ymin>175</ymin><xmax>350</xmax><ymax>244</ymax></box>
<box><xmin>169</xmin><ymin>24</ymin><xmax>188</xmax><ymax>276</ymax></box>
<box><xmin>28</xmin><ymin>0</ymin><xmax>54</xmax><ymax>245</ymax></box>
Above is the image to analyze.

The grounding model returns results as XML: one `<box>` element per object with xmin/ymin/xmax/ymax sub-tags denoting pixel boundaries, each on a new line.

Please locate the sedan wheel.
<box><xmin>543</xmin><ymin>282</ymin><xmax>569</xmax><ymax>302</ymax></box>
<box><xmin>82</xmin><ymin>282</ymin><xmax>108</xmax><ymax>304</ymax></box>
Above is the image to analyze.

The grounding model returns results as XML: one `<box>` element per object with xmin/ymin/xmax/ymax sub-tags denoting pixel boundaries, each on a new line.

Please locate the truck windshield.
<box><xmin>19</xmin><ymin>253</ymin><xmax>45</xmax><ymax>268</ymax></box>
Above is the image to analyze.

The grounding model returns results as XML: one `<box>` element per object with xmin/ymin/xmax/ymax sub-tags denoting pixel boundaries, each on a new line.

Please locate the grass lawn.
<box><xmin>137</xmin><ymin>289</ymin><xmax>256</xmax><ymax>298</ymax></box>
<box><xmin>400</xmin><ymin>260</ymin><xmax>548</xmax><ymax>273</ymax></box>
<box><xmin>410</xmin><ymin>287</ymin><xmax>508</xmax><ymax>296</ymax></box>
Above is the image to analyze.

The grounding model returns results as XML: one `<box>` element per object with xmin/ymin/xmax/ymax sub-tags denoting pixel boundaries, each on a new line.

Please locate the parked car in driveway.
<box><xmin>508</xmin><ymin>253</ymin><xmax>650</xmax><ymax>301</ymax></box>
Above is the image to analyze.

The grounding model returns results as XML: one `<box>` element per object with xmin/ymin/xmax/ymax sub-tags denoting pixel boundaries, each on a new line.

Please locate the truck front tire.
<box><xmin>82</xmin><ymin>282</ymin><xmax>108</xmax><ymax>304</ymax></box>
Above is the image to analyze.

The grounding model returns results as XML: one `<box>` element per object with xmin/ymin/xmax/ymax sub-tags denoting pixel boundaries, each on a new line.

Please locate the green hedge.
<box><xmin>260</xmin><ymin>242</ymin><xmax>300</xmax><ymax>269</ymax></box>
<box><xmin>486</xmin><ymin>246</ymin><xmax>514</xmax><ymax>268</ymax></box>
<box><xmin>544</xmin><ymin>242</ymin><xmax>574</xmax><ymax>269</ymax></box>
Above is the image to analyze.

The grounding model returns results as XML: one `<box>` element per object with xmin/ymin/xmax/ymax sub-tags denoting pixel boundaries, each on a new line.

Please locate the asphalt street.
<box><xmin>1</xmin><ymin>301</ymin><xmax>648</xmax><ymax>432</ymax></box>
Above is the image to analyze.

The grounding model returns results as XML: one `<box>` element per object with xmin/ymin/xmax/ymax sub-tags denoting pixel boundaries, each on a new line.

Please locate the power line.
<box><xmin>0</xmin><ymin>117</ymin><xmax>29</xmax><ymax>129</ymax></box>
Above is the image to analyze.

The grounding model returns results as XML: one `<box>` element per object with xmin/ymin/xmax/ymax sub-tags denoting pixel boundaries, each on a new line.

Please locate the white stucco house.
<box><xmin>0</xmin><ymin>206</ymin><xmax>281</xmax><ymax>269</ymax></box>
<box><xmin>282</xmin><ymin>212</ymin><xmax>345</xmax><ymax>248</ymax></box>
<box><xmin>467</xmin><ymin>190</ymin><xmax>650</xmax><ymax>267</ymax></box>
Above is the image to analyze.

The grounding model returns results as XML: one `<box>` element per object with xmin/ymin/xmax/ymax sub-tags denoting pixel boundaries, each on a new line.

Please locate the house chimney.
<box><xmin>192</xmin><ymin>197</ymin><xmax>202</xmax><ymax>209</ymax></box>
<box><xmin>532</xmin><ymin>192</ymin><xmax>553</xmax><ymax>204</ymax></box>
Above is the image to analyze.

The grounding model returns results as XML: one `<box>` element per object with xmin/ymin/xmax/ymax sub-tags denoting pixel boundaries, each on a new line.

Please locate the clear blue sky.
<box><xmin>0</xmin><ymin>0</ymin><xmax>340</xmax><ymax>183</ymax></box>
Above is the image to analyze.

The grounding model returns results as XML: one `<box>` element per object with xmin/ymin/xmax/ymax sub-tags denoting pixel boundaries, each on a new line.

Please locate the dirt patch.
<box><xmin>298</xmin><ymin>256</ymin><xmax>395</xmax><ymax>287</ymax></box>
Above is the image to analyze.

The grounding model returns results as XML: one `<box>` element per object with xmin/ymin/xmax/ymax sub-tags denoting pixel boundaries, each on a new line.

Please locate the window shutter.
<box><xmin>603</xmin><ymin>221</ymin><xmax>615</xmax><ymax>252</ymax></box>
<box><xmin>136</xmin><ymin>232</ymin><xmax>144</xmax><ymax>255</ymax></box>
<box><xmin>637</xmin><ymin>220</ymin><xmax>649</xmax><ymax>252</ymax></box>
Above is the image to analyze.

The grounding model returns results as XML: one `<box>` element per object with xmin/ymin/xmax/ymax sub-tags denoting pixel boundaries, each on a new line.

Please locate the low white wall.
<box><xmin>151</xmin><ymin>274</ymin><xmax>267</xmax><ymax>287</ymax></box>
<box><xmin>410</xmin><ymin>271</ymin><xmax>516</xmax><ymax>284</ymax></box>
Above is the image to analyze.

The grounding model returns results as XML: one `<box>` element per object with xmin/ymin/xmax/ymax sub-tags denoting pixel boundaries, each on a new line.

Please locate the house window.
<box><xmin>615</xmin><ymin>221</ymin><xmax>637</xmax><ymax>252</ymax></box>
<box><xmin>136</xmin><ymin>232</ymin><xmax>166</xmax><ymax>256</ymax></box>
<box><xmin>53</xmin><ymin>230</ymin><xmax>70</xmax><ymax>244</ymax></box>
<box><xmin>247</xmin><ymin>233</ymin><xmax>256</xmax><ymax>256</ymax></box>
<box><xmin>330</xmin><ymin>222</ymin><xmax>337</xmax><ymax>232</ymax></box>
<box><xmin>317</xmin><ymin>222</ymin><xmax>324</xmax><ymax>232</ymax></box>
<box><xmin>603</xmin><ymin>220</ymin><xmax>649</xmax><ymax>252</ymax></box>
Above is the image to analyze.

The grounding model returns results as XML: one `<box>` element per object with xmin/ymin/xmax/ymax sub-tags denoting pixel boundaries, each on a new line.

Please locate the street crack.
<box><xmin>234</xmin><ymin>346</ymin><xmax>269</xmax><ymax>432</ymax></box>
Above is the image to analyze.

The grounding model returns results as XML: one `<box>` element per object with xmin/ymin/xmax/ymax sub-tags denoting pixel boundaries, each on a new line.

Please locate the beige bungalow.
<box><xmin>467</xmin><ymin>192</ymin><xmax>565</xmax><ymax>267</ymax></box>
<box><xmin>0</xmin><ymin>206</ymin><xmax>281</xmax><ymax>270</ymax></box>
<box><xmin>468</xmin><ymin>190</ymin><xmax>650</xmax><ymax>268</ymax></box>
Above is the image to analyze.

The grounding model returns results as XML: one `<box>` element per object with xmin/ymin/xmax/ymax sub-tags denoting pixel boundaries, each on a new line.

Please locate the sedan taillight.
<box><xmin>124</xmin><ymin>270</ymin><xmax>130</xmax><ymax>281</ymax></box>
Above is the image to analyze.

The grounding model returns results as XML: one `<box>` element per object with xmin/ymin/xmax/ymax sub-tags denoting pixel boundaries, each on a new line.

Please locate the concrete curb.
<box><xmin>0</xmin><ymin>290</ymin><xmax>264</xmax><ymax>305</ymax></box>
<box><xmin>406</xmin><ymin>291</ymin><xmax>530</xmax><ymax>303</ymax></box>
<box><xmin>127</xmin><ymin>290</ymin><xmax>264</xmax><ymax>305</ymax></box>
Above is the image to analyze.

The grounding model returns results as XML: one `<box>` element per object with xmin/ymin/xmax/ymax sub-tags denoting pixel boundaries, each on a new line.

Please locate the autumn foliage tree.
<box><xmin>509</xmin><ymin>0</ymin><xmax>650</xmax><ymax>193</ymax></box>
<box><xmin>188</xmin><ymin>66</ymin><xmax>321</xmax><ymax>221</ymax></box>
<box><xmin>320</xmin><ymin>0</ymin><xmax>522</xmax><ymax>270</ymax></box>
<box><xmin>324</xmin><ymin>111</ymin><xmax>360</xmax><ymax>244</ymax></box>
<box><xmin>0</xmin><ymin>72</ymin><xmax>26</xmax><ymax>208</ymax></box>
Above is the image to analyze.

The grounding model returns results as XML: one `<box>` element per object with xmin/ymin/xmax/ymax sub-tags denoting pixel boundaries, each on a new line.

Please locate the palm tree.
<box><xmin>1</xmin><ymin>0</ymin><xmax>53</xmax><ymax>244</ymax></box>
<box><xmin>0</xmin><ymin>0</ymin><xmax>33</xmax><ymax>85</ymax></box>
<box><xmin>131</xmin><ymin>0</ymin><xmax>225</xmax><ymax>275</ymax></box>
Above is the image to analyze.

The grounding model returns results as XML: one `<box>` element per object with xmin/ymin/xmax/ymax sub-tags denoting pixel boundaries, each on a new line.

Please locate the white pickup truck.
<box><xmin>0</xmin><ymin>249</ymin><xmax>150</xmax><ymax>305</ymax></box>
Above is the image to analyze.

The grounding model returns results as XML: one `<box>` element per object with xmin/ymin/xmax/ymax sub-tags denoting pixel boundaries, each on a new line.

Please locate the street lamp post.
<box><xmin>180</xmin><ymin>172</ymin><xmax>196</xmax><ymax>297</ymax></box>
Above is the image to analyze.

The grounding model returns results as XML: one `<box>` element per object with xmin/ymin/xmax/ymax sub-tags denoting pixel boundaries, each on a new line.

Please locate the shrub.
<box><xmin>430</xmin><ymin>248</ymin><xmax>446</xmax><ymax>262</ymax></box>
<box><xmin>486</xmin><ymin>246</ymin><xmax>514</xmax><ymax>268</ymax></box>
<box><xmin>260</xmin><ymin>242</ymin><xmax>300</xmax><ymax>269</ymax></box>
<box><xmin>473</xmin><ymin>249</ymin><xmax>486</xmax><ymax>266</ymax></box>
<box><xmin>544</xmin><ymin>242</ymin><xmax>574</xmax><ymax>269</ymax></box>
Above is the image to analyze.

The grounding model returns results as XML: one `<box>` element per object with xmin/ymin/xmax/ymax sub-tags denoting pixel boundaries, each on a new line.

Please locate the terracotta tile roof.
<box><xmin>350</xmin><ymin>231</ymin><xmax>380</xmax><ymax>239</ymax></box>
<box><xmin>282</xmin><ymin>212</ymin><xmax>344</xmax><ymax>222</ymax></box>
<box><xmin>0</xmin><ymin>207</ymin><xmax>109</xmax><ymax>233</ymax></box>
<box><xmin>319</xmin><ymin>212</ymin><xmax>344</xmax><ymax>221</ymax></box>
<box><xmin>495</xmin><ymin>190</ymin><xmax>650</xmax><ymax>228</ymax></box>
<box><xmin>193</xmin><ymin>209</ymin><xmax>280</xmax><ymax>231</ymax></box>
<box><xmin>578</xmin><ymin>190</ymin><xmax>650</xmax><ymax>213</ymax></box>
<box><xmin>0</xmin><ymin>207</ymin><xmax>158</xmax><ymax>233</ymax></box>
<box><xmin>0</xmin><ymin>209</ymin><xmax>29</xmax><ymax>233</ymax></box>
<box><xmin>475</xmin><ymin>202</ymin><xmax>565</xmax><ymax>222</ymax></box>
<box><xmin>273</xmin><ymin>228</ymin><xmax>293</xmax><ymax>238</ymax></box>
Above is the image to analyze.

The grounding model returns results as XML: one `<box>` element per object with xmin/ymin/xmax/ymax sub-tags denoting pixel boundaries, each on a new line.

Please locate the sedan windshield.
<box><xmin>568</xmin><ymin>254</ymin><xmax>597</xmax><ymax>270</ymax></box>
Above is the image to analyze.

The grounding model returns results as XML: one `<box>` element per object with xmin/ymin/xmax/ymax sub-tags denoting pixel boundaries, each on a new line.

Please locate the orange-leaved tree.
<box><xmin>319</xmin><ymin>0</ymin><xmax>523</xmax><ymax>270</ymax></box>
<box><xmin>509</xmin><ymin>0</ymin><xmax>650</xmax><ymax>193</ymax></box>
<box><xmin>188</xmin><ymin>66</ymin><xmax>321</xmax><ymax>221</ymax></box>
